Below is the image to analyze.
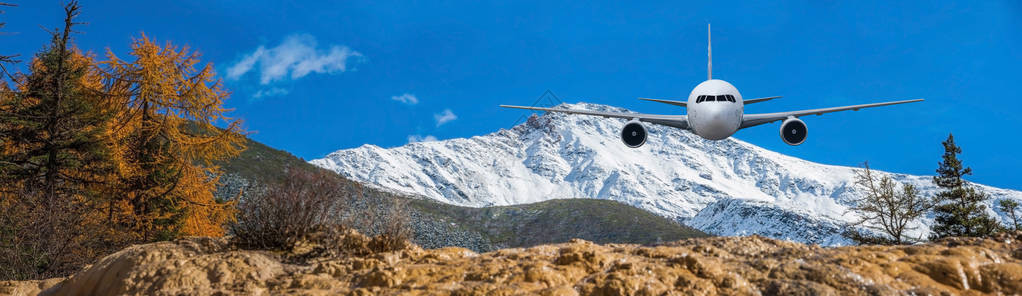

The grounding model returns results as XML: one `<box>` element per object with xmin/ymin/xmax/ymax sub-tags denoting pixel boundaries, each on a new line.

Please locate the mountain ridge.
<box><xmin>215</xmin><ymin>133</ymin><xmax>707</xmax><ymax>252</ymax></box>
<box><xmin>311</xmin><ymin>102</ymin><xmax>1022</xmax><ymax>245</ymax></box>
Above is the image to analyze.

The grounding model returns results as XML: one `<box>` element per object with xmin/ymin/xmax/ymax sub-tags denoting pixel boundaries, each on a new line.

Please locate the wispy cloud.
<box><xmin>434</xmin><ymin>109</ymin><xmax>457</xmax><ymax>127</ymax></box>
<box><xmin>226</xmin><ymin>34</ymin><xmax>363</xmax><ymax>85</ymax></box>
<box><xmin>227</xmin><ymin>47</ymin><xmax>264</xmax><ymax>81</ymax></box>
<box><xmin>391</xmin><ymin>93</ymin><xmax>418</xmax><ymax>105</ymax></box>
<box><xmin>252</xmin><ymin>87</ymin><xmax>290</xmax><ymax>99</ymax></box>
<box><xmin>407</xmin><ymin>135</ymin><xmax>438</xmax><ymax>143</ymax></box>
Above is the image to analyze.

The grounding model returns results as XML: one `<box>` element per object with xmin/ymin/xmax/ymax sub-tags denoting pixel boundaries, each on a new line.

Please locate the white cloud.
<box><xmin>407</xmin><ymin>135</ymin><xmax>438</xmax><ymax>143</ymax></box>
<box><xmin>434</xmin><ymin>109</ymin><xmax>457</xmax><ymax>127</ymax></box>
<box><xmin>226</xmin><ymin>47</ymin><xmax>264</xmax><ymax>81</ymax></box>
<box><xmin>252</xmin><ymin>87</ymin><xmax>290</xmax><ymax>99</ymax></box>
<box><xmin>391</xmin><ymin>93</ymin><xmax>419</xmax><ymax>105</ymax></box>
<box><xmin>226</xmin><ymin>34</ymin><xmax>363</xmax><ymax>85</ymax></box>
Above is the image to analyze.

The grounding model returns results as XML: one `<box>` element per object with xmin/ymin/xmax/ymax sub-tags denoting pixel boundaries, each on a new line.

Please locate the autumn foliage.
<box><xmin>0</xmin><ymin>2</ymin><xmax>244</xmax><ymax>279</ymax></box>
<box><xmin>101</xmin><ymin>34</ymin><xmax>245</xmax><ymax>240</ymax></box>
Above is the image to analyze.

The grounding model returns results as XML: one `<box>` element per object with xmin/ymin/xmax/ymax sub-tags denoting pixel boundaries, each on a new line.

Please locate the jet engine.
<box><xmin>620</xmin><ymin>119</ymin><xmax>648</xmax><ymax>148</ymax></box>
<box><xmin>779</xmin><ymin>117</ymin><xmax>807</xmax><ymax>145</ymax></box>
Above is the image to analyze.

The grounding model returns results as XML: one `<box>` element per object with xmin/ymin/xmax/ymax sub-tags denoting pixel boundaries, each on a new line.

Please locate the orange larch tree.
<box><xmin>101</xmin><ymin>34</ymin><xmax>245</xmax><ymax>240</ymax></box>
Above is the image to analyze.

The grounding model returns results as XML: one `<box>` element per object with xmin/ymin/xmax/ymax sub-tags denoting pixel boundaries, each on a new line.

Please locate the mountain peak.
<box><xmin>311</xmin><ymin>102</ymin><xmax>1022</xmax><ymax>245</ymax></box>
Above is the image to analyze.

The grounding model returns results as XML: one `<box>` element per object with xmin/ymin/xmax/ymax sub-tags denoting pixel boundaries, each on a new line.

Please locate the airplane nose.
<box><xmin>695</xmin><ymin>106</ymin><xmax>736</xmax><ymax>140</ymax></box>
<box><xmin>709</xmin><ymin>109</ymin><xmax>727</xmax><ymax>128</ymax></box>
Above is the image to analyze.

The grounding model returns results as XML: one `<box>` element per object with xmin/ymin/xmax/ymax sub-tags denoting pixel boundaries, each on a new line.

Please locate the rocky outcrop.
<box><xmin>4</xmin><ymin>232</ymin><xmax>1021</xmax><ymax>295</ymax></box>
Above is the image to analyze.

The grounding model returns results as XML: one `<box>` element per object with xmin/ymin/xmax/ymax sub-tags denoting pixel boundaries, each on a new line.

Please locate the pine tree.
<box><xmin>998</xmin><ymin>199</ymin><xmax>1020</xmax><ymax>231</ymax></box>
<box><xmin>0</xmin><ymin>3</ymin><xmax>114</xmax><ymax>201</ymax></box>
<box><xmin>0</xmin><ymin>1</ymin><xmax>124</xmax><ymax>279</ymax></box>
<box><xmin>929</xmin><ymin>133</ymin><xmax>1000</xmax><ymax>239</ymax></box>
<box><xmin>100</xmin><ymin>34</ymin><xmax>245</xmax><ymax>240</ymax></box>
<box><xmin>0</xmin><ymin>1</ymin><xmax>115</xmax><ymax>221</ymax></box>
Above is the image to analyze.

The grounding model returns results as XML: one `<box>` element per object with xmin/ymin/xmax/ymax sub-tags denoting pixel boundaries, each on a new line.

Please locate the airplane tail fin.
<box><xmin>707</xmin><ymin>23</ymin><xmax>712</xmax><ymax>80</ymax></box>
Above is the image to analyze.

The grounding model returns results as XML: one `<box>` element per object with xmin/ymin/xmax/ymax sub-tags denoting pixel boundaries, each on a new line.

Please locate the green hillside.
<box><xmin>407</xmin><ymin>198</ymin><xmax>708</xmax><ymax>250</ymax></box>
<box><xmin>217</xmin><ymin>137</ymin><xmax>708</xmax><ymax>252</ymax></box>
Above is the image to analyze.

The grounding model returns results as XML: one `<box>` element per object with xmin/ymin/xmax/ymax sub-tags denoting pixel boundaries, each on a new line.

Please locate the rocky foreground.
<box><xmin>3</xmin><ymin>232</ymin><xmax>1022</xmax><ymax>295</ymax></box>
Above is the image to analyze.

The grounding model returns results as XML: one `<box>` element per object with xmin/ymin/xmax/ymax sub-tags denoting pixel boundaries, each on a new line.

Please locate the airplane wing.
<box><xmin>739</xmin><ymin>99</ymin><xmax>923</xmax><ymax>129</ymax></box>
<box><xmin>638</xmin><ymin>97</ymin><xmax>686</xmax><ymax>108</ymax></box>
<box><xmin>744</xmin><ymin>96</ymin><xmax>781</xmax><ymax>104</ymax></box>
<box><xmin>500</xmin><ymin>105</ymin><xmax>689</xmax><ymax>129</ymax></box>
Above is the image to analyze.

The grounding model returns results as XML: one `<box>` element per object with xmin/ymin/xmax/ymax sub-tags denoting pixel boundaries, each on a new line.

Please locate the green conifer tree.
<box><xmin>998</xmin><ymin>199</ymin><xmax>1020</xmax><ymax>231</ymax></box>
<box><xmin>0</xmin><ymin>1</ymin><xmax>111</xmax><ymax>202</ymax></box>
<box><xmin>929</xmin><ymin>133</ymin><xmax>1001</xmax><ymax>239</ymax></box>
<box><xmin>0</xmin><ymin>2</ymin><xmax>119</xmax><ymax>279</ymax></box>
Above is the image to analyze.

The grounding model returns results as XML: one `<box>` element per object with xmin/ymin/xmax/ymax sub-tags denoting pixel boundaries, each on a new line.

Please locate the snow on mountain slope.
<box><xmin>311</xmin><ymin>103</ymin><xmax>1022</xmax><ymax>245</ymax></box>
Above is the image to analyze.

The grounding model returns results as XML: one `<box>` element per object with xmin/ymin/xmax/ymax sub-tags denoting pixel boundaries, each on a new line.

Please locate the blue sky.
<box><xmin>2</xmin><ymin>1</ymin><xmax>1020</xmax><ymax>189</ymax></box>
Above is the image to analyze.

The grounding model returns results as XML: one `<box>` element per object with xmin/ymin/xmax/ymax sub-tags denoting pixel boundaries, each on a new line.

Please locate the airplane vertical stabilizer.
<box><xmin>707</xmin><ymin>23</ymin><xmax>712</xmax><ymax>80</ymax></box>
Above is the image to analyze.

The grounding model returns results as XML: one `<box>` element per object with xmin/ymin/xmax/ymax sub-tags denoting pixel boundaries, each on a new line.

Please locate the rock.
<box><xmin>0</xmin><ymin>279</ymin><xmax>63</xmax><ymax>296</ymax></box>
<box><xmin>35</xmin><ymin>237</ymin><xmax>281</xmax><ymax>296</ymax></box>
<box><xmin>4</xmin><ymin>233</ymin><xmax>1020</xmax><ymax>295</ymax></box>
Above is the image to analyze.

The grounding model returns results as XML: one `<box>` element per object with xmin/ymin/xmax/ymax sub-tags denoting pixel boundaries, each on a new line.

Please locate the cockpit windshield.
<box><xmin>697</xmin><ymin>94</ymin><xmax>736</xmax><ymax>103</ymax></box>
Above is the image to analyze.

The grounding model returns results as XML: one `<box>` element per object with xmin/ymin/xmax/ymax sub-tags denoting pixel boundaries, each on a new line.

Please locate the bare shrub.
<box><xmin>0</xmin><ymin>187</ymin><xmax>131</xmax><ymax>280</ymax></box>
<box><xmin>231</xmin><ymin>169</ymin><xmax>352</xmax><ymax>251</ymax></box>
<box><xmin>231</xmin><ymin>169</ymin><xmax>413</xmax><ymax>255</ymax></box>
<box><xmin>335</xmin><ymin>181</ymin><xmax>413</xmax><ymax>252</ymax></box>
<box><xmin>365</xmin><ymin>195</ymin><xmax>413</xmax><ymax>253</ymax></box>
<box><xmin>846</xmin><ymin>162</ymin><xmax>933</xmax><ymax>244</ymax></box>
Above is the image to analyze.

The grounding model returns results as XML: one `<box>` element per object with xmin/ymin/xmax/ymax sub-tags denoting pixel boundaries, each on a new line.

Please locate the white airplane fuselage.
<box><xmin>687</xmin><ymin>79</ymin><xmax>743</xmax><ymax>140</ymax></box>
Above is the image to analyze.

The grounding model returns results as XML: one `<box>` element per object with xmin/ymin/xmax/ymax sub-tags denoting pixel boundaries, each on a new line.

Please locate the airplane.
<box><xmin>501</xmin><ymin>24</ymin><xmax>923</xmax><ymax>148</ymax></box>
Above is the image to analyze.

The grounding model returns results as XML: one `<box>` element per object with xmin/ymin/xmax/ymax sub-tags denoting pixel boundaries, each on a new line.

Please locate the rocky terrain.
<box><xmin>312</xmin><ymin>103</ymin><xmax>1022</xmax><ymax>245</ymax></box>
<box><xmin>4</xmin><ymin>231</ymin><xmax>1021</xmax><ymax>295</ymax></box>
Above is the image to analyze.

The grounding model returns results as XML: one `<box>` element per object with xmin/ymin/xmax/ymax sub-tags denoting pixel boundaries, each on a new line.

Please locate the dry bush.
<box><xmin>0</xmin><ymin>188</ymin><xmax>131</xmax><ymax>280</ymax></box>
<box><xmin>362</xmin><ymin>195</ymin><xmax>413</xmax><ymax>253</ymax></box>
<box><xmin>231</xmin><ymin>169</ymin><xmax>412</xmax><ymax>255</ymax></box>
<box><xmin>334</xmin><ymin>180</ymin><xmax>414</xmax><ymax>253</ymax></box>
<box><xmin>231</xmin><ymin>169</ymin><xmax>352</xmax><ymax>251</ymax></box>
<box><xmin>846</xmin><ymin>162</ymin><xmax>933</xmax><ymax>244</ymax></box>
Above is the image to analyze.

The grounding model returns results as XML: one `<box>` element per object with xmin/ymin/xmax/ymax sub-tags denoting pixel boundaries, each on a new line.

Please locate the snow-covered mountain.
<box><xmin>311</xmin><ymin>103</ymin><xmax>1022</xmax><ymax>245</ymax></box>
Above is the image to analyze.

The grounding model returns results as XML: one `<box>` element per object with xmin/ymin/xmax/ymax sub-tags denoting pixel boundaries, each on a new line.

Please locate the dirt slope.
<box><xmin>3</xmin><ymin>232</ymin><xmax>1021</xmax><ymax>295</ymax></box>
